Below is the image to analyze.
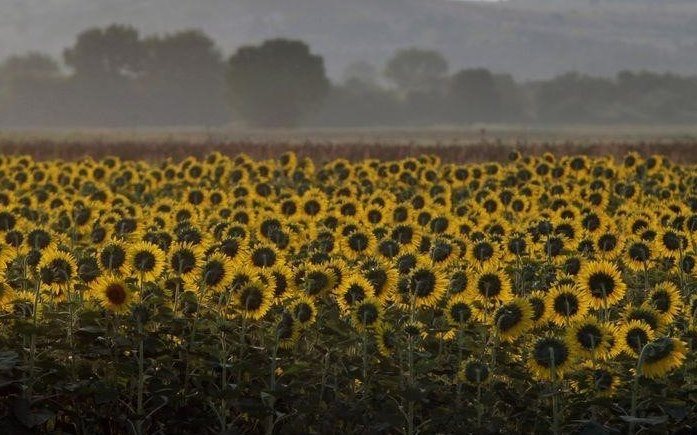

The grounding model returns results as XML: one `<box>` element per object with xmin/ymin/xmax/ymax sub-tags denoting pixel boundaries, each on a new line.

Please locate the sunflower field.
<box><xmin>0</xmin><ymin>150</ymin><xmax>696</xmax><ymax>434</ymax></box>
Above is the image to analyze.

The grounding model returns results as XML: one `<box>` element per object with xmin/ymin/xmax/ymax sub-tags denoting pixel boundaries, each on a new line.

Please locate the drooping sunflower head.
<box><xmin>445</xmin><ymin>294</ymin><xmax>474</xmax><ymax>327</ymax></box>
<box><xmin>565</xmin><ymin>318</ymin><xmax>612</xmax><ymax>360</ymax></box>
<box><xmin>458</xmin><ymin>358</ymin><xmax>491</xmax><ymax>385</ymax></box>
<box><xmin>290</xmin><ymin>295</ymin><xmax>317</xmax><ymax>326</ymax></box>
<box><xmin>624</xmin><ymin>238</ymin><xmax>653</xmax><ymax>271</ymax></box>
<box><xmin>407</xmin><ymin>262</ymin><xmax>447</xmax><ymax>308</ymax></box>
<box><xmin>492</xmin><ymin>298</ymin><xmax>533</xmax><ymax>342</ymax></box>
<box><xmin>546</xmin><ymin>284</ymin><xmax>590</xmax><ymax>326</ymax></box>
<box><xmin>640</xmin><ymin>337</ymin><xmax>687</xmax><ymax>379</ymax></box>
<box><xmin>335</xmin><ymin>275</ymin><xmax>374</xmax><ymax>313</ymax></box>
<box><xmin>169</xmin><ymin>243</ymin><xmax>203</xmax><ymax>278</ymax></box>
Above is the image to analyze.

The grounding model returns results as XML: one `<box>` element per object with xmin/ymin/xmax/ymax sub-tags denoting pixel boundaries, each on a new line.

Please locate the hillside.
<box><xmin>2</xmin><ymin>0</ymin><xmax>697</xmax><ymax>79</ymax></box>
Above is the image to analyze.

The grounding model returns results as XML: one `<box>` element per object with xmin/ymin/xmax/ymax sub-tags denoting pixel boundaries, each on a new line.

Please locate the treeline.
<box><xmin>2</xmin><ymin>24</ymin><xmax>697</xmax><ymax>128</ymax></box>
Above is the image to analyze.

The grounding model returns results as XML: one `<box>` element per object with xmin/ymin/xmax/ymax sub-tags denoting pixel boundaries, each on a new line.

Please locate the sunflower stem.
<box><xmin>549</xmin><ymin>348</ymin><xmax>559</xmax><ymax>435</ymax></box>
<box><xmin>265</xmin><ymin>328</ymin><xmax>280</xmax><ymax>435</ymax></box>
<box><xmin>629</xmin><ymin>341</ymin><xmax>649</xmax><ymax>435</ymax></box>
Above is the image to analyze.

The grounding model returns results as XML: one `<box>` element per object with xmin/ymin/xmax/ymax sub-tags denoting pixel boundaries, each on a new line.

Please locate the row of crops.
<box><xmin>0</xmin><ymin>150</ymin><xmax>695</xmax><ymax>434</ymax></box>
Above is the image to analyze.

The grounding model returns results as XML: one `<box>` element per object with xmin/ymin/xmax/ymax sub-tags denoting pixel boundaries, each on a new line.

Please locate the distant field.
<box><xmin>2</xmin><ymin>125</ymin><xmax>697</xmax><ymax>162</ymax></box>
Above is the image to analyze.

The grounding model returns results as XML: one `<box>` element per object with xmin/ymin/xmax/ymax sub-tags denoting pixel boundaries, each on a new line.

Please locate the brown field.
<box><xmin>2</xmin><ymin>125</ymin><xmax>697</xmax><ymax>162</ymax></box>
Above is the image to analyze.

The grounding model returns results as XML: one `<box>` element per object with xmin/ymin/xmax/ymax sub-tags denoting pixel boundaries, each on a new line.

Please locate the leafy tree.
<box><xmin>226</xmin><ymin>39</ymin><xmax>330</xmax><ymax>127</ymax></box>
<box><xmin>448</xmin><ymin>68</ymin><xmax>502</xmax><ymax>122</ymax></box>
<box><xmin>385</xmin><ymin>48</ymin><xmax>448</xmax><ymax>93</ymax></box>
<box><xmin>63</xmin><ymin>24</ymin><xmax>144</xmax><ymax>79</ymax></box>
<box><xmin>140</xmin><ymin>30</ymin><xmax>228</xmax><ymax>124</ymax></box>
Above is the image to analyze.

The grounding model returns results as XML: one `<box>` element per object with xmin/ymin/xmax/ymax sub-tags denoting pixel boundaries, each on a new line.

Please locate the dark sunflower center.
<box><xmin>272</xmin><ymin>272</ymin><xmax>289</xmax><ymax>297</ymax></box>
<box><xmin>477</xmin><ymin>274</ymin><xmax>502</xmax><ymax>298</ymax></box>
<box><xmin>105</xmin><ymin>283</ymin><xmax>127</xmax><ymax>305</ymax></box>
<box><xmin>588</xmin><ymin>272</ymin><xmax>616</xmax><ymax>297</ymax></box>
<box><xmin>593</xmin><ymin>370</ymin><xmax>614</xmax><ymax>390</ymax></box>
<box><xmin>431</xmin><ymin>242</ymin><xmax>453</xmax><ymax>263</ymax></box>
<box><xmin>663</xmin><ymin>232</ymin><xmax>682</xmax><ymax>251</ymax></box>
<box><xmin>392</xmin><ymin>225</ymin><xmax>414</xmax><ymax>245</ymax></box>
<box><xmin>597</xmin><ymin>234</ymin><xmax>617</xmax><ymax>252</ymax></box>
<box><xmin>294</xmin><ymin>303</ymin><xmax>313</xmax><ymax>323</ymax></box>
<box><xmin>304</xmin><ymin>200</ymin><xmax>321</xmax><ymax>216</ymax></box>
<box><xmin>473</xmin><ymin>242</ymin><xmax>494</xmax><ymax>262</ymax></box>
<box><xmin>252</xmin><ymin>247</ymin><xmax>277</xmax><ymax>267</ymax></box>
<box><xmin>0</xmin><ymin>211</ymin><xmax>16</xmax><ymax>231</ymax></box>
<box><xmin>553</xmin><ymin>293</ymin><xmax>579</xmax><ymax>316</ymax></box>
<box><xmin>348</xmin><ymin>233</ymin><xmax>369</xmax><ymax>252</ymax></box>
<box><xmin>203</xmin><ymin>261</ymin><xmax>225</xmax><ymax>286</ymax></box>
<box><xmin>397</xmin><ymin>255</ymin><xmax>417</xmax><ymax>275</ymax></box>
<box><xmin>642</xmin><ymin>338</ymin><xmax>675</xmax><ymax>364</ymax></box>
<box><xmin>240</xmin><ymin>286</ymin><xmax>264</xmax><ymax>310</ymax></box>
<box><xmin>529</xmin><ymin>298</ymin><xmax>545</xmax><ymax>321</ymax></box>
<box><xmin>564</xmin><ymin>257</ymin><xmax>581</xmax><ymax>275</ymax></box>
<box><xmin>78</xmin><ymin>257</ymin><xmax>101</xmax><ymax>283</ymax></box>
<box><xmin>494</xmin><ymin>304</ymin><xmax>523</xmax><ymax>332</ymax></box>
<box><xmin>449</xmin><ymin>271</ymin><xmax>468</xmax><ymax>294</ymax></box>
<box><xmin>576</xmin><ymin>324</ymin><xmax>603</xmax><ymax>350</ymax></box>
<box><xmin>508</xmin><ymin>238</ymin><xmax>526</xmax><ymax>255</ymax></box>
<box><xmin>28</xmin><ymin>230</ymin><xmax>51</xmax><ymax>249</ymax></box>
<box><xmin>219</xmin><ymin>239</ymin><xmax>240</xmax><ymax>259</ymax></box>
<box><xmin>430</xmin><ymin>217</ymin><xmax>449</xmax><ymax>234</ymax></box>
<box><xmin>629</xmin><ymin>243</ymin><xmax>650</xmax><ymax>262</ymax></box>
<box><xmin>626</xmin><ymin>328</ymin><xmax>650</xmax><ymax>354</ymax></box>
<box><xmin>378</xmin><ymin>240</ymin><xmax>400</xmax><ymax>258</ymax></box>
<box><xmin>583</xmin><ymin>214</ymin><xmax>601</xmax><ymax>231</ymax></box>
<box><xmin>357</xmin><ymin>304</ymin><xmax>379</xmax><ymax>325</ymax></box>
<box><xmin>305</xmin><ymin>271</ymin><xmax>329</xmax><ymax>295</ymax></box>
<box><xmin>365</xmin><ymin>269</ymin><xmax>387</xmax><ymax>296</ymax></box>
<box><xmin>171</xmin><ymin>250</ymin><xmax>197</xmax><ymax>274</ymax></box>
<box><xmin>533</xmin><ymin>338</ymin><xmax>569</xmax><ymax>368</ymax></box>
<box><xmin>101</xmin><ymin>246</ymin><xmax>126</xmax><ymax>271</ymax></box>
<box><xmin>133</xmin><ymin>251</ymin><xmax>156</xmax><ymax>272</ymax></box>
<box><xmin>344</xmin><ymin>284</ymin><xmax>366</xmax><ymax>305</ymax></box>
<box><xmin>545</xmin><ymin>237</ymin><xmax>564</xmax><ymax>257</ymax></box>
<box><xmin>450</xmin><ymin>302</ymin><xmax>472</xmax><ymax>324</ymax></box>
<box><xmin>650</xmin><ymin>291</ymin><xmax>671</xmax><ymax>313</ymax></box>
<box><xmin>411</xmin><ymin>269</ymin><xmax>436</xmax><ymax>297</ymax></box>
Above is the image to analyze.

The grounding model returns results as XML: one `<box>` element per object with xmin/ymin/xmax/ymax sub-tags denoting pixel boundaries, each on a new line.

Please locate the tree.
<box><xmin>384</xmin><ymin>48</ymin><xmax>448</xmax><ymax>94</ymax></box>
<box><xmin>63</xmin><ymin>24</ymin><xmax>144</xmax><ymax>79</ymax></box>
<box><xmin>140</xmin><ymin>30</ymin><xmax>228</xmax><ymax>125</ymax></box>
<box><xmin>448</xmin><ymin>68</ymin><xmax>502</xmax><ymax>122</ymax></box>
<box><xmin>226</xmin><ymin>39</ymin><xmax>329</xmax><ymax>127</ymax></box>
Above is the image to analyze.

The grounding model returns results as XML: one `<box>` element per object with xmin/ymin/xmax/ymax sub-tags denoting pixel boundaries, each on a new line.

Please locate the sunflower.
<box><xmin>565</xmin><ymin>318</ymin><xmax>612</xmax><ymax>360</ymax></box>
<box><xmin>352</xmin><ymin>297</ymin><xmax>383</xmax><ymax>332</ymax></box>
<box><xmin>290</xmin><ymin>295</ymin><xmax>317</xmax><ymax>327</ymax></box>
<box><xmin>445</xmin><ymin>294</ymin><xmax>475</xmax><ymax>327</ymax></box>
<box><xmin>467</xmin><ymin>264</ymin><xmax>513</xmax><ymax>307</ymax></box>
<box><xmin>467</xmin><ymin>239</ymin><xmax>500</xmax><ymax>268</ymax></box>
<box><xmin>644</xmin><ymin>282</ymin><xmax>682</xmax><ymax>324</ymax></box>
<box><xmin>0</xmin><ymin>280</ymin><xmax>14</xmax><ymax>310</ymax></box>
<box><xmin>639</xmin><ymin>337</ymin><xmax>687</xmax><ymax>379</ymax></box>
<box><xmin>624</xmin><ymin>238</ymin><xmax>654</xmax><ymax>272</ymax></box>
<box><xmin>546</xmin><ymin>284</ymin><xmax>590</xmax><ymax>326</ymax></box>
<box><xmin>577</xmin><ymin>364</ymin><xmax>621</xmax><ymax>397</ymax></box>
<box><xmin>89</xmin><ymin>274</ymin><xmax>133</xmax><ymax>313</ymax></box>
<box><xmin>186</xmin><ymin>253</ymin><xmax>235</xmax><ymax>293</ymax></box>
<box><xmin>360</xmin><ymin>259</ymin><xmax>398</xmax><ymax>302</ymax></box>
<box><xmin>98</xmin><ymin>241</ymin><xmax>129</xmax><ymax>275</ymax></box>
<box><xmin>577</xmin><ymin>260</ymin><xmax>627</xmax><ymax>310</ymax></box>
<box><xmin>37</xmin><ymin>247</ymin><xmax>77</xmax><ymax>295</ymax></box>
<box><xmin>375</xmin><ymin>324</ymin><xmax>398</xmax><ymax>356</ymax></box>
<box><xmin>294</xmin><ymin>264</ymin><xmax>337</xmax><ymax>297</ymax></box>
<box><xmin>528</xmin><ymin>336</ymin><xmax>575</xmax><ymax>380</ymax></box>
<box><xmin>336</xmin><ymin>275</ymin><xmax>375</xmax><ymax>313</ymax></box>
<box><xmin>168</xmin><ymin>242</ymin><xmax>204</xmax><ymax>278</ymax></box>
<box><xmin>656</xmin><ymin>229</ymin><xmax>686</xmax><ymax>259</ymax></box>
<box><xmin>492</xmin><ymin>298</ymin><xmax>533</xmax><ymax>342</ymax></box>
<box><xmin>340</xmin><ymin>228</ymin><xmax>377</xmax><ymax>260</ymax></box>
<box><xmin>527</xmin><ymin>291</ymin><xmax>549</xmax><ymax>327</ymax></box>
<box><xmin>235</xmin><ymin>280</ymin><xmax>273</xmax><ymax>320</ymax></box>
<box><xmin>276</xmin><ymin>311</ymin><xmax>301</xmax><ymax>349</ymax></box>
<box><xmin>458</xmin><ymin>358</ymin><xmax>491</xmax><ymax>385</ymax></box>
<box><xmin>618</xmin><ymin>320</ymin><xmax>655</xmax><ymax>358</ymax></box>
<box><xmin>246</xmin><ymin>243</ymin><xmax>282</xmax><ymax>269</ymax></box>
<box><xmin>126</xmin><ymin>241</ymin><xmax>165</xmax><ymax>282</ymax></box>
<box><xmin>406</xmin><ymin>262</ymin><xmax>447</xmax><ymax>308</ymax></box>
